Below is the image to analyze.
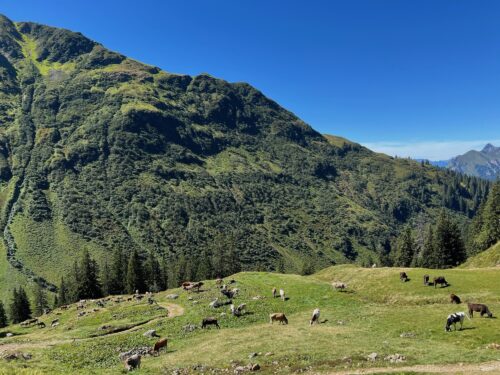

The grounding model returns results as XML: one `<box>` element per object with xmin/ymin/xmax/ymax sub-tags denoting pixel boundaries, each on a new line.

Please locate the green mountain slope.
<box><xmin>0</xmin><ymin>14</ymin><xmax>490</xmax><ymax>292</ymax></box>
<box><xmin>461</xmin><ymin>241</ymin><xmax>500</xmax><ymax>268</ymax></box>
<box><xmin>448</xmin><ymin>144</ymin><xmax>500</xmax><ymax>180</ymax></box>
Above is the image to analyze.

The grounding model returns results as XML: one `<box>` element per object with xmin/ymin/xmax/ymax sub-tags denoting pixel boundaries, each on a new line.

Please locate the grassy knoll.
<box><xmin>1</xmin><ymin>266</ymin><xmax>500</xmax><ymax>374</ymax></box>
<box><xmin>461</xmin><ymin>242</ymin><xmax>500</xmax><ymax>268</ymax></box>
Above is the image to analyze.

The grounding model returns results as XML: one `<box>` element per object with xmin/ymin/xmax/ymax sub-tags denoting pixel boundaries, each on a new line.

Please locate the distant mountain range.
<box><xmin>419</xmin><ymin>144</ymin><xmax>500</xmax><ymax>180</ymax></box>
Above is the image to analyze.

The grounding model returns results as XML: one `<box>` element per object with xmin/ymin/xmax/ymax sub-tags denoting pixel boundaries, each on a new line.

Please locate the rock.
<box><xmin>166</xmin><ymin>294</ymin><xmax>179</xmax><ymax>299</ymax></box>
<box><xmin>487</xmin><ymin>343</ymin><xmax>500</xmax><ymax>350</ymax></box>
<box><xmin>22</xmin><ymin>353</ymin><xmax>32</xmax><ymax>360</ymax></box>
<box><xmin>234</xmin><ymin>366</ymin><xmax>247</xmax><ymax>373</ymax></box>
<box><xmin>248</xmin><ymin>352</ymin><xmax>258</xmax><ymax>359</ymax></box>
<box><xmin>366</xmin><ymin>352</ymin><xmax>378</xmax><ymax>361</ymax></box>
<box><xmin>337</xmin><ymin>320</ymin><xmax>346</xmax><ymax>325</ymax></box>
<box><xmin>220</xmin><ymin>312</ymin><xmax>226</xmax><ymax>316</ymax></box>
<box><xmin>6</xmin><ymin>333</ymin><xmax>13</xmax><ymax>337</ymax></box>
<box><xmin>119</xmin><ymin>347</ymin><xmax>152</xmax><ymax>361</ymax></box>
<box><xmin>182</xmin><ymin>324</ymin><xmax>197</xmax><ymax>333</ymax></box>
<box><xmin>192</xmin><ymin>301</ymin><xmax>199</xmax><ymax>305</ymax></box>
<box><xmin>264</xmin><ymin>352</ymin><xmax>273</xmax><ymax>356</ymax></box>
<box><xmin>99</xmin><ymin>324</ymin><xmax>112</xmax><ymax>330</ymax></box>
<box><xmin>188</xmin><ymin>297</ymin><xmax>193</xmax><ymax>300</ymax></box>
<box><xmin>384</xmin><ymin>353</ymin><xmax>406</xmax><ymax>363</ymax></box>
<box><xmin>143</xmin><ymin>329</ymin><xmax>159</xmax><ymax>338</ymax></box>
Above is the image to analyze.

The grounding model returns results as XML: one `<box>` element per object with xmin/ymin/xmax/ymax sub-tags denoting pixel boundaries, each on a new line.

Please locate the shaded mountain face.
<box><xmin>448</xmin><ymin>144</ymin><xmax>500</xmax><ymax>181</ymax></box>
<box><xmin>0</xmin><ymin>14</ymin><xmax>490</xmax><ymax>288</ymax></box>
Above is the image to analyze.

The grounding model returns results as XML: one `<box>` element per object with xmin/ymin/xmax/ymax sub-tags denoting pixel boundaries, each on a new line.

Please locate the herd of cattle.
<box><xmin>10</xmin><ymin>271</ymin><xmax>496</xmax><ymax>371</ymax></box>
<box><xmin>399</xmin><ymin>271</ymin><xmax>494</xmax><ymax>332</ymax></box>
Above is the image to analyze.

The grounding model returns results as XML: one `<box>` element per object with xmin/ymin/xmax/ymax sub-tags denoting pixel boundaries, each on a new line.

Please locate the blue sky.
<box><xmin>1</xmin><ymin>1</ymin><xmax>499</xmax><ymax>159</ymax></box>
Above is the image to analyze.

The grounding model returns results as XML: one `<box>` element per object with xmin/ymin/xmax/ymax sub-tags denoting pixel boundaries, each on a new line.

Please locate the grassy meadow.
<box><xmin>0</xmin><ymin>265</ymin><xmax>499</xmax><ymax>374</ymax></box>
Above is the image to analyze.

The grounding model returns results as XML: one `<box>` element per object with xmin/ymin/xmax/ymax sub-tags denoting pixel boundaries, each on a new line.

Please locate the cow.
<box><xmin>230</xmin><ymin>304</ymin><xmax>246</xmax><ymax>317</ymax></box>
<box><xmin>215</xmin><ymin>278</ymin><xmax>224</xmax><ymax>286</ymax></box>
<box><xmin>270</xmin><ymin>313</ymin><xmax>288</xmax><ymax>325</ymax></box>
<box><xmin>310</xmin><ymin>308</ymin><xmax>320</xmax><ymax>325</ymax></box>
<box><xmin>279</xmin><ymin>289</ymin><xmax>285</xmax><ymax>301</ymax></box>
<box><xmin>201</xmin><ymin>317</ymin><xmax>220</xmax><ymax>329</ymax></box>
<box><xmin>400</xmin><ymin>272</ymin><xmax>409</xmax><ymax>282</ymax></box>
<box><xmin>20</xmin><ymin>318</ymin><xmax>38</xmax><ymax>327</ymax></box>
<box><xmin>124</xmin><ymin>354</ymin><xmax>141</xmax><ymax>371</ymax></box>
<box><xmin>423</xmin><ymin>275</ymin><xmax>430</xmax><ymax>286</ymax></box>
<box><xmin>434</xmin><ymin>276</ymin><xmax>449</xmax><ymax>288</ymax></box>
<box><xmin>51</xmin><ymin>319</ymin><xmax>59</xmax><ymax>327</ymax></box>
<box><xmin>468</xmin><ymin>303</ymin><xmax>493</xmax><ymax>318</ymax></box>
<box><xmin>445</xmin><ymin>312</ymin><xmax>468</xmax><ymax>332</ymax></box>
<box><xmin>450</xmin><ymin>294</ymin><xmax>461</xmax><ymax>304</ymax></box>
<box><xmin>36</xmin><ymin>321</ymin><xmax>46</xmax><ymax>328</ymax></box>
<box><xmin>152</xmin><ymin>338</ymin><xmax>168</xmax><ymax>355</ymax></box>
<box><xmin>272</xmin><ymin>287</ymin><xmax>277</xmax><ymax>298</ymax></box>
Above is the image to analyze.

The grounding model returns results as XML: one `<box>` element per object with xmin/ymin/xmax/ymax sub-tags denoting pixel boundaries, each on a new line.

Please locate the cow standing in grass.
<box><xmin>270</xmin><ymin>313</ymin><xmax>288</xmax><ymax>325</ymax></box>
<box><xmin>399</xmin><ymin>272</ymin><xmax>409</xmax><ymax>282</ymax></box>
<box><xmin>279</xmin><ymin>289</ymin><xmax>285</xmax><ymax>301</ymax></box>
<box><xmin>434</xmin><ymin>277</ymin><xmax>449</xmax><ymax>288</ymax></box>
<box><xmin>468</xmin><ymin>303</ymin><xmax>493</xmax><ymax>318</ymax></box>
<box><xmin>152</xmin><ymin>338</ymin><xmax>168</xmax><ymax>356</ymax></box>
<box><xmin>272</xmin><ymin>287</ymin><xmax>277</xmax><ymax>298</ymax></box>
<box><xmin>124</xmin><ymin>354</ymin><xmax>141</xmax><ymax>371</ymax></box>
<box><xmin>450</xmin><ymin>294</ymin><xmax>461</xmax><ymax>304</ymax></box>
<box><xmin>445</xmin><ymin>312</ymin><xmax>469</xmax><ymax>332</ymax></box>
<box><xmin>310</xmin><ymin>308</ymin><xmax>320</xmax><ymax>325</ymax></box>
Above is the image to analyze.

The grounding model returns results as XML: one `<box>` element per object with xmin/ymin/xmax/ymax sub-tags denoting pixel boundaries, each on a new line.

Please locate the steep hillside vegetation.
<box><xmin>0</xmin><ymin>14</ymin><xmax>491</xmax><ymax>295</ymax></box>
<box><xmin>0</xmin><ymin>267</ymin><xmax>499</xmax><ymax>374</ymax></box>
<box><xmin>461</xmin><ymin>242</ymin><xmax>500</xmax><ymax>268</ymax></box>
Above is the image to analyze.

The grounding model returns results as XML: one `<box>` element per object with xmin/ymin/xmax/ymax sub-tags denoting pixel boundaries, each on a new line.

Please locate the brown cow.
<box><xmin>152</xmin><ymin>338</ymin><xmax>168</xmax><ymax>355</ymax></box>
<box><xmin>468</xmin><ymin>303</ymin><xmax>493</xmax><ymax>318</ymax></box>
<box><xmin>270</xmin><ymin>313</ymin><xmax>288</xmax><ymax>325</ymax></box>
<box><xmin>201</xmin><ymin>317</ymin><xmax>220</xmax><ymax>329</ymax></box>
<box><xmin>400</xmin><ymin>272</ymin><xmax>409</xmax><ymax>282</ymax></box>
<box><xmin>272</xmin><ymin>287</ymin><xmax>277</xmax><ymax>298</ymax></box>
<box><xmin>450</xmin><ymin>294</ymin><xmax>461</xmax><ymax>304</ymax></box>
<box><xmin>434</xmin><ymin>276</ymin><xmax>449</xmax><ymax>288</ymax></box>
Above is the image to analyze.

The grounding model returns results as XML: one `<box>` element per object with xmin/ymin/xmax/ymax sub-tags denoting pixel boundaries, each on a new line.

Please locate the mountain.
<box><xmin>0</xmin><ymin>14</ymin><xmax>491</xmax><ymax>294</ymax></box>
<box><xmin>447</xmin><ymin>144</ymin><xmax>500</xmax><ymax>180</ymax></box>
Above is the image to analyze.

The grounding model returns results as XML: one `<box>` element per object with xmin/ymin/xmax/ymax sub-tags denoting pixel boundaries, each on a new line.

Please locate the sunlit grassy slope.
<box><xmin>1</xmin><ymin>266</ymin><xmax>499</xmax><ymax>374</ymax></box>
<box><xmin>461</xmin><ymin>242</ymin><xmax>500</xmax><ymax>268</ymax></box>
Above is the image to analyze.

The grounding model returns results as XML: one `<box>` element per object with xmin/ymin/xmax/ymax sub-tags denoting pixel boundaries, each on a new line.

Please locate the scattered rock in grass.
<box><xmin>220</xmin><ymin>312</ymin><xmax>227</xmax><ymax>316</ymax></box>
<box><xmin>251</xmin><ymin>296</ymin><xmax>264</xmax><ymax>300</ymax></box>
<box><xmin>342</xmin><ymin>356</ymin><xmax>352</xmax><ymax>363</ymax></box>
<box><xmin>264</xmin><ymin>352</ymin><xmax>273</xmax><ymax>356</ymax></box>
<box><xmin>337</xmin><ymin>320</ymin><xmax>346</xmax><ymax>325</ymax></box>
<box><xmin>143</xmin><ymin>329</ymin><xmax>159</xmax><ymax>338</ymax></box>
<box><xmin>366</xmin><ymin>352</ymin><xmax>378</xmax><ymax>361</ymax></box>
<box><xmin>166</xmin><ymin>294</ymin><xmax>179</xmax><ymax>299</ymax></box>
<box><xmin>99</xmin><ymin>325</ymin><xmax>112</xmax><ymax>330</ymax></box>
<box><xmin>250</xmin><ymin>363</ymin><xmax>260</xmax><ymax>371</ymax></box>
<box><xmin>182</xmin><ymin>324</ymin><xmax>197</xmax><ymax>333</ymax></box>
<box><xmin>6</xmin><ymin>333</ymin><xmax>13</xmax><ymax>337</ymax></box>
<box><xmin>192</xmin><ymin>300</ymin><xmax>199</xmax><ymax>305</ymax></box>
<box><xmin>2</xmin><ymin>352</ymin><xmax>31</xmax><ymax>361</ymax></box>
<box><xmin>234</xmin><ymin>366</ymin><xmax>247</xmax><ymax>373</ymax></box>
<box><xmin>248</xmin><ymin>352</ymin><xmax>258</xmax><ymax>359</ymax></box>
<box><xmin>487</xmin><ymin>343</ymin><xmax>500</xmax><ymax>350</ymax></box>
<box><xmin>400</xmin><ymin>332</ymin><xmax>416</xmax><ymax>338</ymax></box>
<box><xmin>188</xmin><ymin>297</ymin><xmax>193</xmax><ymax>301</ymax></box>
<box><xmin>119</xmin><ymin>347</ymin><xmax>151</xmax><ymax>361</ymax></box>
<box><xmin>384</xmin><ymin>353</ymin><xmax>406</xmax><ymax>363</ymax></box>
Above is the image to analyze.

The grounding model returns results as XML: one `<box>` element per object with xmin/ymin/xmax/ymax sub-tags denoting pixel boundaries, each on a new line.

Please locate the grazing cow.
<box><xmin>51</xmin><ymin>319</ymin><xmax>59</xmax><ymax>327</ymax></box>
<box><xmin>272</xmin><ymin>287</ymin><xmax>277</xmax><ymax>298</ymax></box>
<box><xmin>332</xmin><ymin>282</ymin><xmax>347</xmax><ymax>291</ymax></box>
<box><xmin>423</xmin><ymin>275</ymin><xmax>430</xmax><ymax>286</ymax></box>
<box><xmin>450</xmin><ymin>294</ymin><xmax>461</xmax><ymax>304</ymax></box>
<box><xmin>152</xmin><ymin>338</ymin><xmax>168</xmax><ymax>355</ymax></box>
<box><xmin>434</xmin><ymin>276</ymin><xmax>449</xmax><ymax>288</ymax></box>
<box><xmin>310</xmin><ymin>308</ymin><xmax>320</xmax><ymax>325</ymax></box>
<box><xmin>221</xmin><ymin>288</ymin><xmax>239</xmax><ymax>299</ymax></box>
<box><xmin>468</xmin><ymin>303</ymin><xmax>493</xmax><ymax>318</ymax></box>
<box><xmin>279</xmin><ymin>289</ymin><xmax>285</xmax><ymax>301</ymax></box>
<box><xmin>36</xmin><ymin>321</ymin><xmax>46</xmax><ymax>328</ymax></box>
<box><xmin>124</xmin><ymin>354</ymin><xmax>141</xmax><ymax>371</ymax></box>
<box><xmin>270</xmin><ymin>313</ymin><xmax>288</xmax><ymax>325</ymax></box>
<box><xmin>201</xmin><ymin>317</ymin><xmax>220</xmax><ymax>329</ymax></box>
<box><xmin>399</xmin><ymin>272</ymin><xmax>409</xmax><ymax>282</ymax></box>
<box><xmin>216</xmin><ymin>278</ymin><xmax>223</xmax><ymax>286</ymax></box>
<box><xmin>230</xmin><ymin>304</ymin><xmax>246</xmax><ymax>317</ymax></box>
<box><xmin>60</xmin><ymin>305</ymin><xmax>69</xmax><ymax>310</ymax></box>
<box><xmin>20</xmin><ymin>318</ymin><xmax>38</xmax><ymax>327</ymax></box>
<box><xmin>445</xmin><ymin>312</ymin><xmax>468</xmax><ymax>332</ymax></box>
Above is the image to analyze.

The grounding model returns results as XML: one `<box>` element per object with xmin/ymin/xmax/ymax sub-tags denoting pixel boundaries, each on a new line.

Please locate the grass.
<box><xmin>0</xmin><ymin>266</ymin><xmax>499</xmax><ymax>374</ymax></box>
<box><xmin>461</xmin><ymin>242</ymin><xmax>500</xmax><ymax>268</ymax></box>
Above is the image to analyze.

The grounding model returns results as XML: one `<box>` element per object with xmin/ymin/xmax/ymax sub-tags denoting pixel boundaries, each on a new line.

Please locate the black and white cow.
<box><xmin>445</xmin><ymin>312</ymin><xmax>468</xmax><ymax>332</ymax></box>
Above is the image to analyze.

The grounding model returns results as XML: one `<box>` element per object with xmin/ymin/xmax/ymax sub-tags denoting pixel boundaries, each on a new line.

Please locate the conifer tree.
<box><xmin>126</xmin><ymin>249</ymin><xmax>145</xmax><ymax>293</ymax></box>
<box><xmin>144</xmin><ymin>251</ymin><xmax>161</xmax><ymax>292</ymax></box>
<box><xmin>0</xmin><ymin>301</ymin><xmax>7</xmax><ymax>328</ymax></box>
<box><xmin>394</xmin><ymin>227</ymin><xmax>415</xmax><ymax>267</ymax></box>
<box><xmin>33</xmin><ymin>283</ymin><xmax>49</xmax><ymax>317</ymax></box>
<box><xmin>434</xmin><ymin>211</ymin><xmax>466</xmax><ymax>268</ymax></box>
<box><xmin>100</xmin><ymin>261</ymin><xmax>111</xmax><ymax>296</ymax></box>
<box><xmin>109</xmin><ymin>248</ymin><xmax>125</xmax><ymax>295</ymax></box>
<box><xmin>420</xmin><ymin>226</ymin><xmax>436</xmax><ymax>268</ymax></box>
<box><xmin>9</xmin><ymin>287</ymin><xmax>31</xmax><ymax>323</ymax></box>
<box><xmin>58</xmin><ymin>277</ymin><xmax>69</xmax><ymax>306</ymax></box>
<box><xmin>76</xmin><ymin>251</ymin><xmax>102</xmax><ymax>299</ymax></box>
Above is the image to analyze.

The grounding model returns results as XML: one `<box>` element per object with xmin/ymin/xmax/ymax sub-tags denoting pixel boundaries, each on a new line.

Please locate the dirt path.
<box><xmin>0</xmin><ymin>303</ymin><xmax>185</xmax><ymax>353</ymax></box>
<box><xmin>327</xmin><ymin>360</ymin><xmax>500</xmax><ymax>374</ymax></box>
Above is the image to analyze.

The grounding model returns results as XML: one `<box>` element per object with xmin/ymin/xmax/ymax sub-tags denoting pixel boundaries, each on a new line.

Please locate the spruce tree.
<box><xmin>101</xmin><ymin>261</ymin><xmax>111</xmax><ymax>296</ymax></box>
<box><xmin>33</xmin><ymin>283</ymin><xmax>49</xmax><ymax>317</ymax></box>
<box><xmin>420</xmin><ymin>226</ymin><xmax>436</xmax><ymax>268</ymax></box>
<box><xmin>58</xmin><ymin>277</ymin><xmax>69</xmax><ymax>306</ymax></box>
<box><xmin>126</xmin><ymin>249</ymin><xmax>145</xmax><ymax>293</ymax></box>
<box><xmin>0</xmin><ymin>301</ymin><xmax>7</xmax><ymax>328</ymax></box>
<box><xmin>76</xmin><ymin>251</ymin><xmax>102</xmax><ymax>299</ymax></box>
<box><xmin>434</xmin><ymin>211</ymin><xmax>466</xmax><ymax>268</ymax></box>
<box><xmin>109</xmin><ymin>248</ymin><xmax>125</xmax><ymax>295</ymax></box>
<box><xmin>10</xmin><ymin>287</ymin><xmax>31</xmax><ymax>323</ymax></box>
<box><xmin>144</xmin><ymin>252</ymin><xmax>161</xmax><ymax>292</ymax></box>
<box><xmin>394</xmin><ymin>227</ymin><xmax>415</xmax><ymax>267</ymax></box>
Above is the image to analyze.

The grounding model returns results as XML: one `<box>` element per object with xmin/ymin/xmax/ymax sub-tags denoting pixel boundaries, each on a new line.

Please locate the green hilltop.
<box><xmin>0</xmin><ymin>13</ymin><xmax>492</xmax><ymax>299</ymax></box>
